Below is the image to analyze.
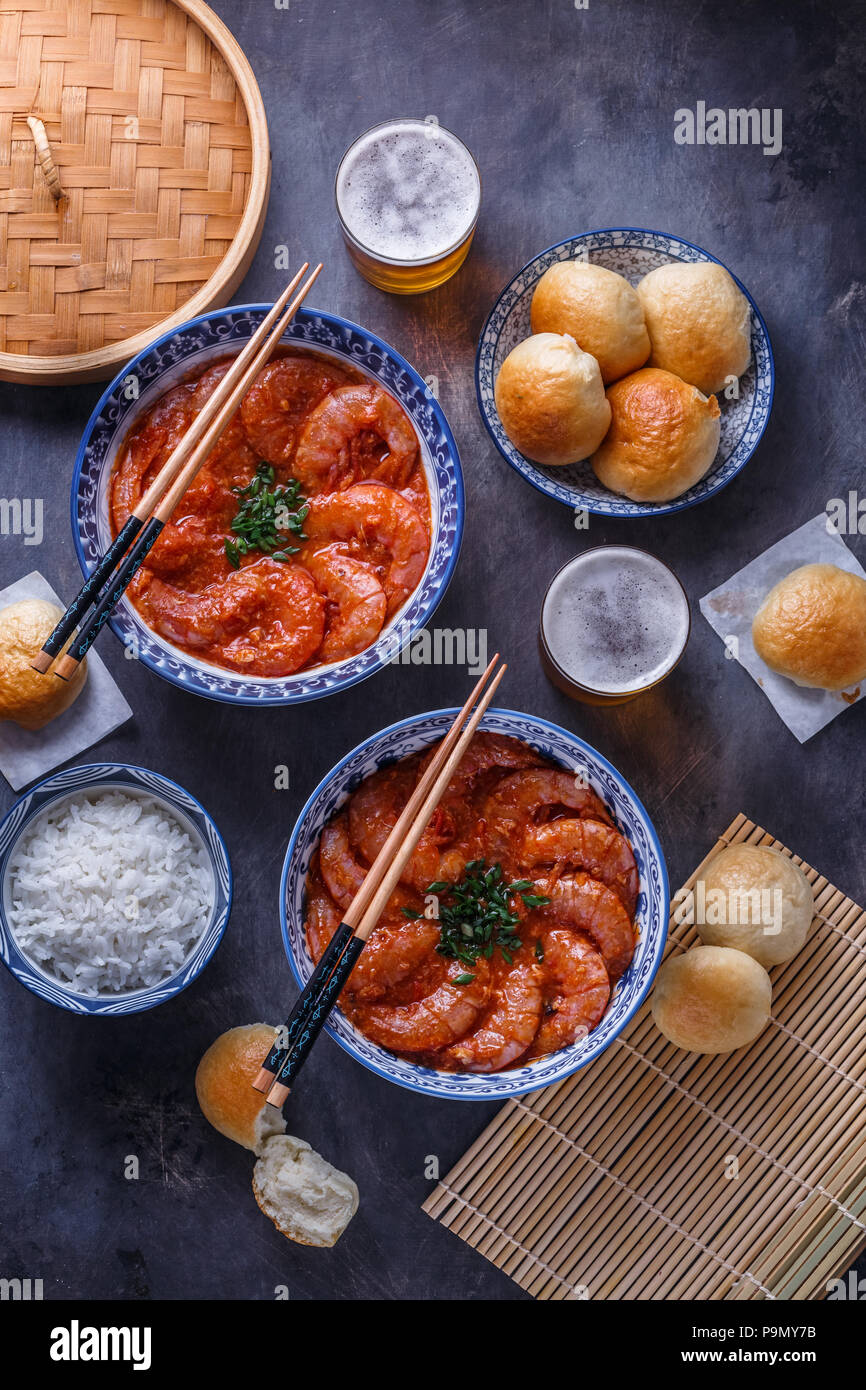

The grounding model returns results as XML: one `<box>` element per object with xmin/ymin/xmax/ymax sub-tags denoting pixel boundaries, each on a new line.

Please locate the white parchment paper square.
<box><xmin>699</xmin><ymin>514</ymin><xmax>866</xmax><ymax>743</ymax></box>
<box><xmin>0</xmin><ymin>572</ymin><xmax>133</xmax><ymax>789</ymax></box>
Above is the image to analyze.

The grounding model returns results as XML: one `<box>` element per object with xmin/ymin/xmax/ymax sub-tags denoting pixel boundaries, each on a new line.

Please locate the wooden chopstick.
<box><xmin>261</xmin><ymin>663</ymin><xmax>508</xmax><ymax>1109</ymax></box>
<box><xmin>51</xmin><ymin>264</ymin><xmax>323</xmax><ymax>681</ymax></box>
<box><xmin>31</xmin><ymin>264</ymin><xmax>311</xmax><ymax>675</ymax></box>
<box><xmin>252</xmin><ymin>654</ymin><xmax>502</xmax><ymax>1094</ymax></box>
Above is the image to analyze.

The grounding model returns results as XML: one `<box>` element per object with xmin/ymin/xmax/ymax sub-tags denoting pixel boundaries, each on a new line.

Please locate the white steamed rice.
<box><xmin>6</xmin><ymin>790</ymin><xmax>215</xmax><ymax>995</ymax></box>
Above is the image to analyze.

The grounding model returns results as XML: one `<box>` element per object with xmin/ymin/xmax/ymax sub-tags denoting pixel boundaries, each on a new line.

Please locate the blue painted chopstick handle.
<box><xmin>64</xmin><ymin>516</ymin><xmax>164</xmax><ymax>667</ymax></box>
<box><xmin>39</xmin><ymin>513</ymin><xmax>144</xmax><ymax>660</ymax></box>
<box><xmin>275</xmin><ymin>934</ymin><xmax>366</xmax><ymax>1089</ymax></box>
<box><xmin>261</xmin><ymin>921</ymin><xmax>356</xmax><ymax>1077</ymax></box>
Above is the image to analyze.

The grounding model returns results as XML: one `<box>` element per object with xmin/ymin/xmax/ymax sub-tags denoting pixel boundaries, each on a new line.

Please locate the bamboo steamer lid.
<box><xmin>0</xmin><ymin>0</ymin><xmax>270</xmax><ymax>385</ymax></box>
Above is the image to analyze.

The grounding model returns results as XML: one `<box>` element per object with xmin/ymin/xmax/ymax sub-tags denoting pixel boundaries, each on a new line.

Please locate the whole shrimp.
<box><xmin>134</xmin><ymin>480</ymin><xmax>233</xmax><ymax>585</ymax></box>
<box><xmin>532</xmin><ymin>930</ymin><xmax>610</xmax><ymax>1055</ymax></box>
<box><xmin>483</xmin><ymin>769</ymin><xmax>613</xmax><ymax>869</ymax></box>
<box><xmin>318</xmin><ymin>813</ymin><xmax>418</xmax><ymax>920</ymax></box>
<box><xmin>306</xmin><ymin>879</ymin><xmax>439</xmax><ymax>1003</ymax></box>
<box><xmin>293</xmin><ymin>383</ymin><xmax>419</xmax><ymax>493</ymax></box>
<box><xmin>318</xmin><ymin>813</ymin><xmax>368</xmax><ymax>909</ymax></box>
<box><xmin>303</xmin><ymin>547</ymin><xmax>387</xmax><ymax>662</ymax></box>
<box><xmin>440</xmin><ymin>961</ymin><xmax>544</xmax><ymax>1072</ymax></box>
<box><xmin>347</xmin><ymin>761</ymin><xmax>441</xmax><ymax>892</ymax></box>
<box><xmin>143</xmin><ymin>559</ymin><xmax>325</xmax><ymax>676</ymax></box>
<box><xmin>112</xmin><ymin>386</ymin><xmax>193</xmax><ymax>521</ymax></box>
<box><xmin>353</xmin><ymin>958</ymin><xmax>492</xmax><ymax>1053</ymax></box>
<box><xmin>240</xmin><ymin>355</ymin><xmax>351</xmax><ymax>468</ymax></box>
<box><xmin>522</xmin><ymin>818</ymin><xmax>639</xmax><ymax>919</ymax></box>
<box><xmin>531</xmin><ymin>872</ymin><xmax>635</xmax><ymax>979</ymax></box>
<box><xmin>302</xmin><ymin>483</ymin><xmax>428</xmax><ymax>614</ymax></box>
<box><xmin>191</xmin><ymin>361</ymin><xmax>258</xmax><ymax>480</ymax></box>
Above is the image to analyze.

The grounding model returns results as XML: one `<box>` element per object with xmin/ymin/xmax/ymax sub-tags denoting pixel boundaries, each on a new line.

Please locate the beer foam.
<box><xmin>336</xmin><ymin>120</ymin><xmax>480</xmax><ymax>262</ymax></box>
<box><xmin>543</xmin><ymin>549</ymin><xmax>690</xmax><ymax>695</ymax></box>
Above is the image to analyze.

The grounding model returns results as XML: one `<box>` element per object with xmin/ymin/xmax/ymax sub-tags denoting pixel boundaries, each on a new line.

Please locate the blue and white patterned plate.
<box><xmin>72</xmin><ymin>306</ymin><xmax>464</xmax><ymax>705</ymax></box>
<box><xmin>280</xmin><ymin>708</ymin><xmax>669</xmax><ymax>1101</ymax></box>
<box><xmin>476</xmin><ymin>228</ymin><xmax>774</xmax><ymax>517</ymax></box>
<box><xmin>0</xmin><ymin>764</ymin><xmax>232</xmax><ymax>1015</ymax></box>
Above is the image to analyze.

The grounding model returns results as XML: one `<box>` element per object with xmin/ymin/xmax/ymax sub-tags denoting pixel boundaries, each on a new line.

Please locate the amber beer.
<box><xmin>539</xmin><ymin>547</ymin><xmax>691</xmax><ymax>705</ymax></box>
<box><xmin>335</xmin><ymin>119</ymin><xmax>481</xmax><ymax>293</ymax></box>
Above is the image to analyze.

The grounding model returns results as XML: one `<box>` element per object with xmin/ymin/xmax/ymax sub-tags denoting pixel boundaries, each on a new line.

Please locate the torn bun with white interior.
<box><xmin>195</xmin><ymin>1024</ymin><xmax>359</xmax><ymax>1248</ymax></box>
<box><xmin>252</xmin><ymin>1135</ymin><xmax>359</xmax><ymax>1248</ymax></box>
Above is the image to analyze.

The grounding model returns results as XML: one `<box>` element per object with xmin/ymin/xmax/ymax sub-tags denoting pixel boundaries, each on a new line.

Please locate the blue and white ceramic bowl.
<box><xmin>281</xmin><ymin>708</ymin><xmax>669</xmax><ymax>1101</ymax></box>
<box><xmin>0</xmin><ymin>764</ymin><xmax>232</xmax><ymax>1015</ymax></box>
<box><xmin>477</xmin><ymin>228</ymin><xmax>774</xmax><ymax>517</ymax></box>
<box><xmin>72</xmin><ymin>306</ymin><xmax>464</xmax><ymax>705</ymax></box>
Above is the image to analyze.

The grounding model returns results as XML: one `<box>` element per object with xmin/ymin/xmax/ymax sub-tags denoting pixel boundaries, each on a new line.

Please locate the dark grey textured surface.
<box><xmin>0</xmin><ymin>0</ymin><xmax>863</xmax><ymax>1301</ymax></box>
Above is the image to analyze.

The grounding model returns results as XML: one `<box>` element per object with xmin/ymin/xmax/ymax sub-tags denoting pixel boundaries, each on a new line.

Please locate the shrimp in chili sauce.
<box><xmin>109</xmin><ymin>351</ymin><xmax>431</xmax><ymax>676</ymax></box>
<box><xmin>304</xmin><ymin>732</ymin><xmax>640</xmax><ymax>1073</ymax></box>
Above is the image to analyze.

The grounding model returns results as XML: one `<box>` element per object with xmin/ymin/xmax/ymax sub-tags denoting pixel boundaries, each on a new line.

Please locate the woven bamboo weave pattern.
<box><xmin>0</xmin><ymin>0</ymin><xmax>255</xmax><ymax>360</ymax></box>
<box><xmin>423</xmin><ymin>815</ymin><xmax>866</xmax><ymax>1300</ymax></box>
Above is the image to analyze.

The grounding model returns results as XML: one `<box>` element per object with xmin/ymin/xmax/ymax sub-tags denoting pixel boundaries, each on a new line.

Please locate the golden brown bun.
<box><xmin>637</xmin><ymin>261</ymin><xmax>751</xmax><ymax>395</ymax></box>
<box><xmin>195</xmin><ymin>1023</ymin><xmax>287</xmax><ymax>1154</ymax></box>
<box><xmin>252</xmin><ymin>1134</ymin><xmax>359</xmax><ymax>1247</ymax></box>
<box><xmin>751</xmin><ymin>564</ymin><xmax>866</xmax><ymax>691</ymax></box>
<box><xmin>696</xmin><ymin>845</ymin><xmax>813</xmax><ymax>968</ymax></box>
<box><xmin>651</xmin><ymin>945</ymin><xmax>772</xmax><ymax>1054</ymax></box>
<box><xmin>590</xmin><ymin>367</ymin><xmax>720</xmax><ymax>502</ymax></box>
<box><xmin>0</xmin><ymin>599</ymin><xmax>87</xmax><ymax>730</ymax></box>
<box><xmin>494</xmin><ymin>332</ymin><xmax>611</xmax><ymax>466</ymax></box>
<box><xmin>530</xmin><ymin>261</ymin><xmax>651</xmax><ymax>384</ymax></box>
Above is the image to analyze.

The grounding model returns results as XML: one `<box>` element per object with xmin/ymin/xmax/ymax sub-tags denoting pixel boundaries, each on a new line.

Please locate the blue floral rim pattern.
<box><xmin>476</xmin><ymin>227</ymin><xmax>774</xmax><ymax>518</ymax></box>
<box><xmin>0</xmin><ymin>764</ymin><xmax>232</xmax><ymax>1015</ymax></box>
<box><xmin>72</xmin><ymin>305</ymin><xmax>464</xmax><ymax>705</ymax></box>
<box><xmin>280</xmin><ymin>708</ymin><xmax>669</xmax><ymax>1101</ymax></box>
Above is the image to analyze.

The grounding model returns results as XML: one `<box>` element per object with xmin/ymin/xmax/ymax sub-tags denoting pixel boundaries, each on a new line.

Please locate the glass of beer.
<box><xmin>539</xmin><ymin>547</ymin><xmax>691</xmax><ymax>706</ymax></box>
<box><xmin>335</xmin><ymin>118</ymin><xmax>481</xmax><ymax>294</ymax></box>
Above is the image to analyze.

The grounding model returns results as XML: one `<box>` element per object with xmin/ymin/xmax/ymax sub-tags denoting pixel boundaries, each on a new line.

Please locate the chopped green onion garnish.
<box><xmin>405</xmin><ymin>859</ymin><xmax>550</xmax><ymax>981</ymax></box>
<box><xmin>224</xmin><ymin>462</ymin><xmax>308</xmax><ymax>566</ymax></box>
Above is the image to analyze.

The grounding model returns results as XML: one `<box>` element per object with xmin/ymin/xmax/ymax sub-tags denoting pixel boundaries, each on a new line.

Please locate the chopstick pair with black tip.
<box><xmin>251</xmin><ymin>653</ymin><xmax>502</xmax><ymax>1096</ymax></box>
<box><xmin>258</xmin><ymin>659</ymin><xmax>508</xmax><ymax>1110</ymax></box>
<box><xmin>52</xmin><ymin>263</ymin><xmax>322</xmax><ymax>680</ymax></box>
<box><xmin>33</xmin><ymin>262</ymin><xmax>321</xmax><ymax>678</ymax></box>
<box><xmin>32</xmin><ymin>264</ymin><xmax>312</xmax><ymax>675</ymax></box>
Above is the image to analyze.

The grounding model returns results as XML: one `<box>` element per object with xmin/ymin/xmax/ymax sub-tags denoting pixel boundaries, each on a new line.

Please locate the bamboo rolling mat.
<box><xmin>423</xmin><ymin>814</ymin><xmax>866</xmax><ymax>1300</ymax></box>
